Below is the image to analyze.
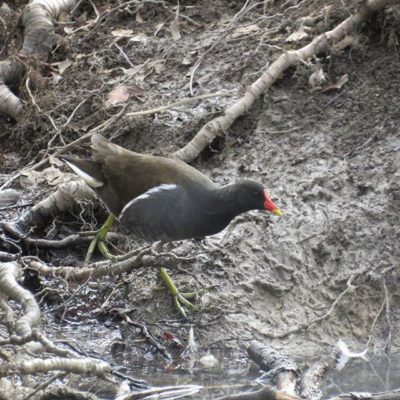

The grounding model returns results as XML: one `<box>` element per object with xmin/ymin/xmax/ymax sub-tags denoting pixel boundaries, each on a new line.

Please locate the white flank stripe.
<box><xmin>65</xmin><ymin>160</ymin><xmax>104</xmax><ymax>188</ymax></box>
<box><xmin>119</xmin><ymin>184</ymin><xmax>177</xmax><ymax>219</ymax></box>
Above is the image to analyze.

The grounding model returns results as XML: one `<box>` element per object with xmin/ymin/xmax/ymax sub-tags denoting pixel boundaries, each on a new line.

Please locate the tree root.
<box><xmin>0</xmin><ymin>261</ymin><xmax>40</xmax><ymax>338</ymax></box>
<box><xmin>0</xmin><ymin>0</ymin><xmax>77</xmax><ymax>119</ymax></box>
<box><xmin>0</xmin><ymin>357</ymin><xmax>110</xmax><ymax>378</ymax></box>
<box><xmin>1</xmin><ymin>180</ymin><xmax>95</xmax><ymax>239</ymax></box>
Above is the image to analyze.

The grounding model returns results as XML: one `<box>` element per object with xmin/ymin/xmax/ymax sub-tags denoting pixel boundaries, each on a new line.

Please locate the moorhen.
<box><xmin>63</xmin><ymin>134</ymin><xmax>282</xmax><ymax>254</ymax></box>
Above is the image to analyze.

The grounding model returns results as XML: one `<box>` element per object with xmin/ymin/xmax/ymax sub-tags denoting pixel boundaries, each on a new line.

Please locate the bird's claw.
<box><xmin>160</xmin><ymin>267</ymin><xmax>201</xmax><ymax>319</ymax></box>
<box><xmin>80</xmin><ymin>215</ymin><xmax>115</xmax><ymax>263</ymax></box>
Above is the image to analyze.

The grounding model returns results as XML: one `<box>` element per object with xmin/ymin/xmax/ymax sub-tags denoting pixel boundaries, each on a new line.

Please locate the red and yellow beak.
<box><xmin>264</xmin><ymin>190</ymin><xmax>283</xmax><ymax>216</ymax></box>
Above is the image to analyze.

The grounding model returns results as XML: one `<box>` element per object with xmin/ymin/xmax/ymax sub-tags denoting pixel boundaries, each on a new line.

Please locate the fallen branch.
<box><xmin>300</xmin><ymin>353</ymin><xmax>338</xmax><ymax>400</ymax></box>
<box><xmin>0</xmin><ymin>261</ymin><xmax>40</xmax><ymax>338</ymax></box>
<box><xmin>25</xmin><ymin>245</ymin><xmax>153</xmax><ymax>282</ymax></box>
<box><xmin>247</xmin><ymin>341</ymin><xmax>299</xmax><ymax>397</ymax></box>
<box><xmin>173</xmin><ymin>0</ymin><xmax>399</xmax><ymax>162</ymax></box>
<box><xmin>35</xmin><ymin>385</ymin><xmax>100</xmax><ymax>400</ymax></box>
<box><xmin>1</xmin><ymin>180</ymin><xmax>95</xmax><ymax>239</ymax></box>
<box><xmin>0</xmin><ymin>357</ymin><xmax>111</xmax><ymax>378</ymax></box>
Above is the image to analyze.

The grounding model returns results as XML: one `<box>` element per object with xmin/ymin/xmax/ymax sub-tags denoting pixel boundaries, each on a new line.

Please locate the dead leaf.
<box><xmin>51</xmin><ymin>73</ymin><xmax>62</xmax><ymax>85</ymax></box>
<box><xmin>64</xmin><ymin>26</ymin><xmax>74</xmax><ymax>35</ymax></box>
<box><xmin>308</xmin><ymin>67</ymin><xmax>326</xmax><ymax>88</ymax></box>
<box><xmin>320</xmin><ymin>74</ymin><xmax>349</xmax><ymax>93</ymax></box>
<box><xmin>169</xmin><ymin>5</ymin><xmax>181</xmax><ymax>41</ymax></box>
<box><xmin>20</xmin><ymin>170</ymin><xmax>42</xmax><ymax>188</ymax></box>
<box><xmin>154</xmin><ymin>22</ymin><xmax>165</xmax><ymax>36</ymax></box>
<box><xmin>41</xmin><ymin>167</ymin><xmax>66</xmax><ymax>186</ymax></box>
<box><xmin>286</xmin><ymin>26</ymin><xmax>308</xmax><ymax>42</ymax></box>
<box><xmin>111</xmin><ymin>28</ymin><xmax>133</xmax><ymax>37</ymax></box>
<box><xmin>52</xmin><ymin>59</ymin><xmax>72</xmax><ymax>75</ymax></box>
<box><xmin>49</xmin><ymin>155</ymin><xmax>64</xmax><ymax>168</ymax></box>
<box><xmin>129</xmin><ymin>33</ymin><xmax>149</xmax><ymax>44</ymax></box>
<box><xmin>106</xmin><ymin>84</ymin><xmax>145</xmax><ymax>106</ymax></box>
<box><xmin>232</xmin><ymin>24</ymin><xmax>261</xmax><ymax>38</ymax></box>
<box><xmin>153</xmin><ymin>61</ymin><xmax>165</xmax><ymax>74</ymax></box>
<box><xmin>333</xmin><ymin>35</ymin><xmax>354</xmax><ymax>53</ymax></box>
<box><xmin>136</xmin><ymin>12</ymin><xmax>144</xmax><ymax>23</ymax></box>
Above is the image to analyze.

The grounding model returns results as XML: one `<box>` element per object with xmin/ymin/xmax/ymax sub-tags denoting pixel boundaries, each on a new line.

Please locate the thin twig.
<box><xmin>126</xmin><ymin>91</ymin><xmax>230</xmax><ymax>117</ymax></box>
<box><xmin>266</xmin><ymin>275</ymin><xmax>357</xmax><ymax>339</ymax></box>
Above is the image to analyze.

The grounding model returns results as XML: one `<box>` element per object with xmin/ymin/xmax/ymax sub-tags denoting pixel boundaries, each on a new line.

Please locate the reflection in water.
<box><xmin>322</xmin><ymin>352</ymin><xmax>400</xmax><ymax>396</ymax></box>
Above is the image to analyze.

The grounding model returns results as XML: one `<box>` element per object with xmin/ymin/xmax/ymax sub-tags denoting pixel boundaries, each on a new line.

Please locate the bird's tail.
<box><xmin>61</xmin><ymin>155</ymin><xmax>104</xmax><ymax>188</ymax></box>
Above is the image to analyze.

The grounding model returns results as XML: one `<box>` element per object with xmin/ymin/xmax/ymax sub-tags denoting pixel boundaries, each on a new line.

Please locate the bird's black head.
<box><xmin>234</xmin><ymin>180</ymin><xmax>282</xmax><ymax>215</ymax></box>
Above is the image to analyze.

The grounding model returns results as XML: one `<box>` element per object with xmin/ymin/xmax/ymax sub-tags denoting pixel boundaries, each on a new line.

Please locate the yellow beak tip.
<box><xmin>273</xmin><ymin>209</ymin><xmax>283</xmax><ymax>216</ymax></box>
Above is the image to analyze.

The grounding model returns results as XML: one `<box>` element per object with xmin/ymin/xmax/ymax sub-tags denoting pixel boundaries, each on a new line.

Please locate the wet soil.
<box><xmin>1</xmin><ymin>0</ymin><xmax>400</xmax><ymax>398</ymax></box>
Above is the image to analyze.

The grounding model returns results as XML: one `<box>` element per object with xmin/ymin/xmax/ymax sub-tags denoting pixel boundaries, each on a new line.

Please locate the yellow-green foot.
<box><xmin>159</xmin><ymin>267</ymin><xmax>200</xmax><ymax>319</ymax></box>
<box><xmin>80</xmin><ymin>214</ymin><xmax>115</xmax><ymax>263</ymax></box>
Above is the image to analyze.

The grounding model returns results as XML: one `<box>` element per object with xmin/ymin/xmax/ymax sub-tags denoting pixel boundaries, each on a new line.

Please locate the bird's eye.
<box><xmin>254</xmin><ymin>191</ymin><xmax>260</xmax><ymax>197</ymax></box>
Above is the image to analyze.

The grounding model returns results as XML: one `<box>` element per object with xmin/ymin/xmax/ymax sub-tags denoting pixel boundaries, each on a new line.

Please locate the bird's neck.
<box><xmin>212</xmin><ymin>184</ymin><xmax>247</xmax><ymax>216</ymax></box>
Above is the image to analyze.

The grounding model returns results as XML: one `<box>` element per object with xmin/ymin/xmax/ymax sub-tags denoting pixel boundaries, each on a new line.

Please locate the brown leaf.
<box><xmin>41</xmin><ymin>167</ymin><xmax>66</xmax><ymax>186</ymax></box>
<box><xmin>52</xmin><ymin>59</ymin><xmax>72</xmax><ymax>75</ymax></box>
<box><xmin>286</xmin><ymin>26</ymin><xmax>308</xmax><ymax>42</ymax></box>
<box><xmin>106</xmin><ymin>84</ymin><xmax>145</xmax><ymax>106</ymax></box>
<box><xmin>49</xmin><ymin>155</ymin><xmax>64</xmax><ymax>167</ymax></box>
<box><xmin>320</xmin><ymin>74</ymin><xmax>349</xmax><ymax>93</ymax></box>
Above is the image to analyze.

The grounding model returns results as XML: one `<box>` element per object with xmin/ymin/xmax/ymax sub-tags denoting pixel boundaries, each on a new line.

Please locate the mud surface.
<box><xmin>1</xmin><ymin>0</ymin><xmax>400</xmax><ymax>398</ymax></box>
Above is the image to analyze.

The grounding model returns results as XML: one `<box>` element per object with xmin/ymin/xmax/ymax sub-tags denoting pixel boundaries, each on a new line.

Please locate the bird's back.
<box><xmin>90</xmin><ymin>135</ymin><xmax>215</xmax><ymax>215</ymax></box>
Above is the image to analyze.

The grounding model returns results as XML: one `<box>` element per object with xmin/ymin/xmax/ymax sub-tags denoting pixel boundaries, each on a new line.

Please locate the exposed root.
<box><xmin>0</xmin><ymin>261</ymin><xmax>40</xmax><ymax>338</ymax></box>
<box><xmin>0</xmin><ymin>0</ymin><xmax>77</xmax><ymax>119</ymax></box>
<box><xmin>24</xmin><ymin>245</ymin><xmax>153</xmax><ymax>282</ymax></box>
<box><xmin>0</xmin><ymin>357</ymin><xmax>110</xmax><ymax>378</ymax></box>
<box><xmin>1</xmin><ymin>180</ymin><xmax>95</xmax><ymax>239</ymax></box>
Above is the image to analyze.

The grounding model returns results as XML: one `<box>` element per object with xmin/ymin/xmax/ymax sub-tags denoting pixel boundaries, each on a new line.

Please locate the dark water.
<box><xmin>322</xmin><ymin>352</ymin><xmax>400</xmax><ymax>397</ymax></box>
<box><xmin>51</xmin><ymin>322</ymin><xmax>400</xmax><ymax>399</ymax></box>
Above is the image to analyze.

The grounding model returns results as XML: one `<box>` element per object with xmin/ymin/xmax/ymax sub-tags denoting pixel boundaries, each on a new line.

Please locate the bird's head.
<box><xmin>235</xmin><ymin>180</ymin><xmax>282</xmax><ymax>216</ymax></box>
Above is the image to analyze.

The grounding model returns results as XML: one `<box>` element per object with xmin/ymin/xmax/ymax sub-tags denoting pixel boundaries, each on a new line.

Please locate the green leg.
<box><xmin>83</xmin><ymin>214</ymin><xmax>115</xmax><ymax>264</ymax></box>
<box><xmin>159</xmin><ymin>267</ymin><xmax>200</xmax><ymax>319</ymax></box>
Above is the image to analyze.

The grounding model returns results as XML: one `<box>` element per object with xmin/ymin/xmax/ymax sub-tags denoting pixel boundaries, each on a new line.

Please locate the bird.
<box><xmin>62</xmin><ymin>134</ymin><xmax>282</xmax><ymax>316</ymax></box>
<box><xmin>62</xmin><ymin>134</ymin><xmax>282</xmax><ymax>246</ymax></box>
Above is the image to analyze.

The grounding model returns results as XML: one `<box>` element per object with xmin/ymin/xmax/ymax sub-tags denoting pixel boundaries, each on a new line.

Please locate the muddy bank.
<box><xmin>0</xmin><ymin>0</ymin><xmax>399</xmax><ymax>398</ymax></box>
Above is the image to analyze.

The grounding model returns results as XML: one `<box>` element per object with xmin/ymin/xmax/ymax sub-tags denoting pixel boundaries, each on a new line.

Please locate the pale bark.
<box><xmin>2</xmin><ymin>180</ymin><xmax>95</xmax><ymax>239</ymax></box>
<box><xmin>0</xmin><ymin>357</ymin><xmax>111</xmax><ymax>377</ymax></box>
<box><xmin>0</xmin><ymin>262</ymin><xmax>40</xmax><ymax>337</ymax></box>
<box><xmin>0</xmin><ymin>0</ymin><xmax>77</xmax><ymax>119</ymax></box>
